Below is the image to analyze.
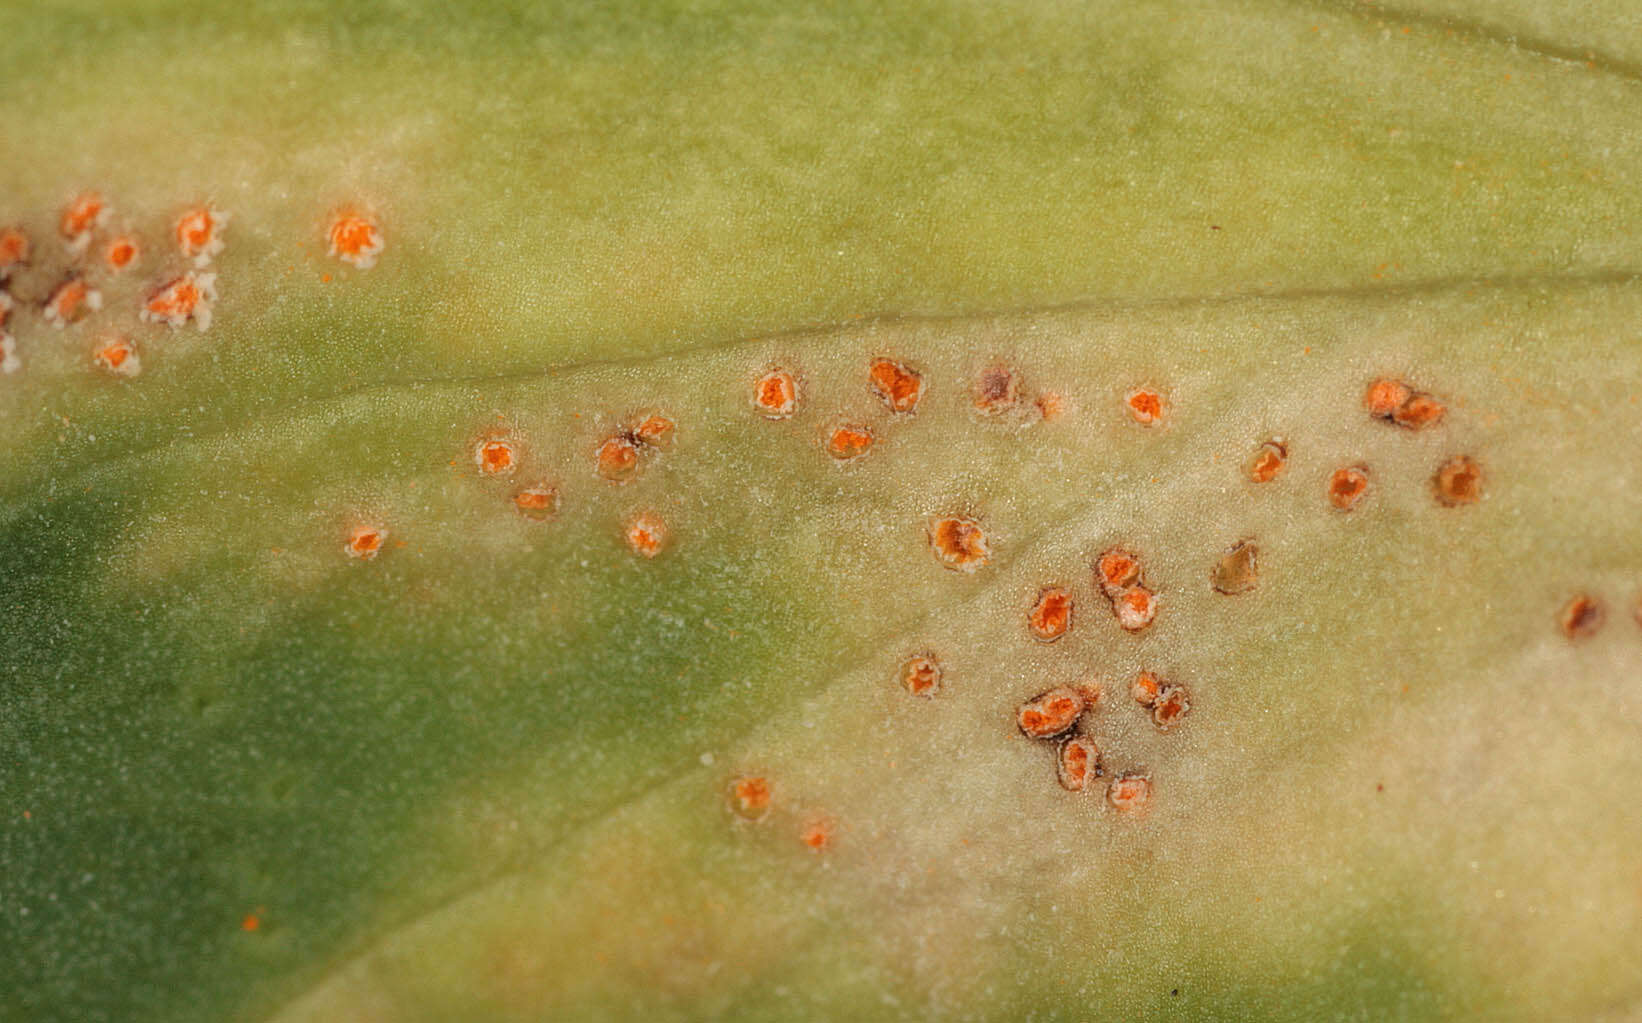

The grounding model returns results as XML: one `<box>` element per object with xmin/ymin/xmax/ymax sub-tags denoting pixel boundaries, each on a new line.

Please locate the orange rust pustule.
<box><xmin>1328</xmin><ymin>466</ymin><xmax>1370</xmax><ymax>511</ymax></box>
<box><xmin>1113</xmin><ymin>586</ymin><xmax>1158</xmax><ymax>632</ymax></box>
<box><xmin>1096</xmin><ymin>548</ymin><xmax>1142</xmax><ymax>597</ymax></box>
<box><xmin>625</xmin><ymin>511</ymin><xmax>668</xmax><ymax>558</ymax></box>
<box><xmin>1107</xmin><ymin>772</ymin><xmax>1153</xmax><ymax>815</ymax></box>
<box><xmin>1126</xmin><ymin>389</ymin><xmax>1164</xmax><ymax>424</ymax></box>
<box><xmin>929</xmin><ymin>516</ymin><xmax>990</xmax><ymax>572</ymax></box>
<box><xmin>633</xmin><ymin>414</ymin><xmax>675</xmax><ymax>450</ymax></box>
<box><xmin>1249</xmin><ymin>440</ymin><xmax>1287</xmax><ymax>483</ymax></box>
<box><xmin>1131</xmin><ymin>671</ymin><xmax>1163</xmax><ymax>707</ymax></box>
<box><xmin>1035</xmin><ymin>391</ymin><xmax>1064</xmax><ymax>421</ymax></box>
<box><xmin>1027</xmin><ymin>586</ymin><xmax>1073</xmax><ymax>642</ymax></box>
<box><xmin>175</xmin><ymin>206</ymin><xmax>227</xmax><ymax>264</ymax></box>
<box><xmin>60</xmin><ymin>192</ymin><xmax>106</xmax><ymax>243</ymax></box>
<box><xmin>345</xmin><ymin>526</ymin><xmax>386</xmax><ymax>560</ymax></box>
<box><xmin>973</xmin><ymin>365</ymin><xmax>1019</xmax><ymax>414</ymax></box>
<box><xmin>475</xmin><ymin>439</ymin><xmax>518</xmax><ymax>476</ymax></box>
<box><xmin>43</xmin><ymin>277</ymin><xmax>100</xmax><ymax>328</ymax></box>
<box><xmin>1152</xmin><ymin>685</ymin><xmax>1191</xmax><ymax>731</ymax></box>
<box><xmin>93</xmin><ymin>337</ymin><xmax>139</xmax><ymax>377</ymax></box>
<box><xmin>1393</xmin><ymin>392</ymin><xmax>1446</xmax><ymax>429</ymax></box>
<box><xmin>513</xmin><ymin>485</ymin><xmax>559</xmax><ymax>519</ymax></box>
<box><xmin>1433</xmin><ymin>455</ymin><xmax>1483</xmax><ymax>506</ymax></box>
<box><xmin>596</xmin><ymin>436</ymin><xmax>641</xmax><ymax>483</ymax></box>
<box><xmin>1364</xmin><ymin>377</ymin><xmax>1412</xmax><ymax>419</ymax></box>
<box><xmin>328</xmin><ymin>212</ymin><xmax>384</xmax><ymax>269</ymax></box>
<box><xmin>1558</xmin><ymin>595</ymin><xmax>1604</xmax><ymax>640</ymax></box>
<box><xmin>900</xmin><ymin>654</ymin><xmax>943</xmax><ymax>697</ymax></box>
<box><xmin>869</xmin><ymin>358</ymin><xmax>924</xmax><ymax>413</ymax></box>
<box><xmin>141</xmin><ymin>272</ymin><xmax>215</xmax><ymax>330</ymax></box>
<box><xmin>1211</xmin><ymin>539</ymin><xmax>1258</xmax><ymax>595</ymax></box>
<box><xmin>1017</xmin><ymin>686</ymin><xmax>1087</xmax><ymax>739</ymax></box>
<box><xmin>104</xmin><ymin>236</ymin><xmax>140</xmax><ymax>272</ymax></box>
<box><xmin>799</xmin><ymin>817</ymin><xmax>833</xmax><ymax>851</ymax></box>
<box><xmin>1057</xmin><ymin>736</ymin><xmax>1101</xmax><ymax>792</ymax></box>
<box><xmin>753</xmin><ymin>369</ymin><xmax>798</xmax><ymax>419</ymax></box>
<box><xmin>826</xmin><ymin>424</ymin><xmax>874</xmax><ymax>461</ymax></box>
<box><xmin>0</xmin><ymin>227</ymin><xmax>29</xmax><ymax>276</ymax></box>
<box><xmin>729</xmin><ymin>776</ymin><xmax>772</xmax><ymax>821</ymax></box>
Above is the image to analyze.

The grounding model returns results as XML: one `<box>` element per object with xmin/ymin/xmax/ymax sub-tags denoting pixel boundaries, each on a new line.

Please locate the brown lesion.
<box><xmin>1558</xmin><ymin>594</ymin><xmax>1604</xmax><ymax>640</ymax></box>
<box><xmin>870</xmin><ymin>358</ymin><xmax>924</xmax><ymax>413</ymax></box>
<box><xmin>929</xmin><ymin>516</ymin><xmax>990</xmax><ymax>571</ymax></box>
<box><xmin>1432</xmin><ymin>455</ymin><xmax>1482</xmax><ymax>506</ymax></box>
<box><xmin>1027</xmin><ymin>586</ymin><xmax>1073</xmax><ymax>642</ymax></box>
<box><xmin>1211</xmin><ymin>539</ymin><xmax>1258</xmax><ymax>595</ymax></box>
<box><xmin>972</xmin><ymin>365</ymin><xmax>1018</xmax><ymax>414</ymax></box>
<box><xmin>1328</xmin><ymin>465</ymin><xmax>1370</xmax><ymax>511</ymax></box>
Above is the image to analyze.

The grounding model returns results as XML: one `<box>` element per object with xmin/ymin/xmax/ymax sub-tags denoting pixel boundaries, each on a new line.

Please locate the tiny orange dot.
<box><xmin>1126</xmin><ymin>389</ymin><xmax>1164</xmax><ymax>424</ymax></box>
<box><xmin>625</xmin><ymin>511</ymin><xmax>667</xmax><ymax>558</ymax></box>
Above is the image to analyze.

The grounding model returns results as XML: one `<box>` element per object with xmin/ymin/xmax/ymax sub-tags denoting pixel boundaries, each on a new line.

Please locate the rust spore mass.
<box><xmin>1113</xmin><ymin>586</ymin><xmax>1158</xmax><ymax>632</ymax></box>
<box><xmin>826</xmin><ymin>424</ymin><xmax>874</xmax><ymax>461</ymax></box>
<box><xmin>1057</xmin><ymin>736</ymin><xmax>1101</xmax><ymax>792</ymax></box>
<box><xmin>900</xmin><ymin>654</ymin><xmax>943</xmax><ymax>697</ymax></box>
<box><xmin>1211</xmin><ymin>540</ymin><xmax>1258</xmax><ymax>595</ymax></box>
<box><xmin>1017</xmin><ymin>686</ymin><xmax>1087</xmax><ymax>739</ymax></box>
<box><xmin>1328</xmin><ymin>466</ymin><xmax>1370</xmax><ymax>511</ymax></box>
<box><xmin>513</xmin><ymin>485</ymin><xmax>559</xmax><ymax>519</ymax></box>
<box><xmin>633</xmin><ymin>414</ymin><xmax>676</xmax><ymax>450</ymax></box>
<box><xmin>475</xmin><ymin>439</ymin><xmax>517</xmax><ymax>476</ymax></box>
<box><xmin>1096</xmin><ymin>548</ymin><xmax>1142</xmax><ymax>596</ymax></box>
<box><xmin>753</xmin><ymin>369</ymin><xmax>798</xmax><ymax>419</ymax></box>
<box><xmin>1152</xmin><ymin>686</ymin><xmax>1191</xmax><ymax>731</ymax></box>
<box><xmin>345</xmin><ymin>525</ymin><xmax>385</xmax><ymax>560</ymax></box>
<box><xmin>1433</xmin><ymin>455</ymin><xmax>1482</xmax><ymax>506</ymax></box>
<box><xmin>929</xmin><ymin>517</ymin><xmax>990</xmax><ymax>571</ymax></box>
<box><xmin>1248</xmin><ymin>440</ymin><xmax>1287</xmax><ymax>483</ymax></box>
<box><xmin>1126</xmin><ymin>388</ymin><xmax>1164</xmax><ymax>424</ymax></box>
<box><xmin>1558</xmin><ymin>595</ymin><xmax>1604</xmax><ymax>640</ymax></box>
<box><xmin>625</xmin><ymin>511</ymin><xmax>668</xmax><ymax>558</ymax></box>
<box><xmin>1108</xmin><ymin>772</ymin><xmax>1153</xmax><ymax>815</ymax></box>
<box><xmin>1366</xmin><ymin>376</ymin><xmax>1446</xmax><ymax>429</ymax></box>
<box><xmin>870</xmin><ymin>357</ymin><xmax>925</xmax><ymax>413</ymax></box>
<box><xmin>596</xmin><ymin>436</ymin><xmax>641</xmax><ymax>483</ymax></box>
<box><xmin>1131</xmin><ymin>671</ymin><xmax>1162</xmax><ymax>707</ymax></box>
<box><xmin>729</xmin><ymin>776</ymin><xmax>772</xmax><ymax>821</ymax></box>
<box><xmin>1028</xmin><ymin>586</ymin><xmax>1073</xmax><ymax>642</ymax></box>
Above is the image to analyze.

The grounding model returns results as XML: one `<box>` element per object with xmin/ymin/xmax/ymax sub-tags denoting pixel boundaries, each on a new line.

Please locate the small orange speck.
<box><xmin>1248</xmin><ymin>440</ymin><xmax>1287</xmax><ymax>483</ymax></box>
<box><xmin>1328</xmin><ymin>466</ymin><xmax>1371</xmax><ymax>511</ymax></box>
<box><xmin>241</xmin><ymin>914</ymin><xmax>261</xmax><ymax>933</ymax></box>
<box><xmin>1365</xmin><ymin>378</ymin><xmax>1412</xmax><ymax>419</ymax></box>
<box><xmin>0</xmin><ymin>226</ymin><xmax>29</xmax><ymax>276</ymax></box>
<box><xmin>1017</xmin><ymin>686</ymin><xmax>1087</xmax><ymax>739</ymax></box>
<box><xmin>633</xmin><ymin>414</ymin><xmax>675</xmax><ymax>450</ymax></box>
<box><xmin>513</xmin><ymin>484</ymin><xmax>559</xmax><ymax>519</ymax></box>
<box><xmin>175</xmin><ymin>205</ymin><xmax>228</xmax><ymax>265</ymax></box>
<box><xmin>625</xmin><ymin>511</ymin><xmax>667</xmax><ymax>558</ymax></box>
<box><xmin>929</xmin><ymin>516</ymin><xmax>990</xmax><ymax>572</ymax></box>
<box><xmin>1113</xmin><ymin>586</ymin><xmax>1157</xmax><ymax>632</ymax></box>
<box><xmin>1107</xmin><ymin>772</ymin><xmax>1153</xmax><ymax>815</ymax></box>
<box><xmin>1027</xmin><ymin>586</ymin><xmax>1073</xmax><ymax>642</ymax></box>
<box><xmin>1433</xmin><ymin>455</ymin><xmax>1482</xmax><ymax>507</ymax></box>
<box><xmin>729</xmin><ymin>776</ymin><xmax>771</xmax><ymax>821</ymax></box>
<box><xmin>345</xmin><ymin>525</ymin><xmax>385</xmax><ymax>560</ymax></box>
<box><xmin>753</xmin><ymin>369</ymin><xmax>798</xmax><ymax>418</ymax></box>
<box><xmin>1131</xmin><ymin>671</ymin><xmax>1162</xmax><ymax>707</ymax></box>
<box><xmin>825</xmin><ymin>424</ymin><xmax>874</xmax><ymax>461</ymax></box>
<box><xmin>972</xmin><ymin>365</ymin><xmax>1018</xmax><ymax>414</ymax></box>
<box><xmin>596</xmin><ymin>436</ymin><xmax>641</xmax><ymax>483</ymax></box>
<box><xmin>475</xmin><ymin>438</ymin><xmax>517</xmax><ymax>476</ymax></box>
<box><xmin>60</xmin><ymin>192</ymin><xmax>108</xmax><ymax>247</ymax></box>
<box><xmin>869</xmin><ymin>357</ymin><xmax>924</xmax><ymax>413</ymax></box>
<box><xmin>1096</xmin><ymin>548</ymin><xmax>1142</xmax><ymax>596</ymax></box>
<box><xmin>799</xmin><ymin>817</ymin><xmax>833</xmax><ymax>851</ymax></box>
<box><xmin>43</xmin><ymin>277</ymin><xmax>101</xmax><ymax>328</ymax></box>
<box><xmin>1152</xmin><ymin>685</ymin><xmax>1191</xmax><ymax>731</ymax></box>
<box><xmin>320</xmin><ymin>273</ymin><xmax>332</xmax><ymax>283</ymax></box>
<box><xmin>1057</xmin><ymin>736</ymin><xmax>1100</xmax><ymax>792</ymax></box>
<box><xmin>141</xmin><ymin>272</ymin><xmax>216</xmax><ymax>331</ymax></box>
<box><xmin>328</xmin><ymin>212</ymin><xmax>384</xmax><ymax>269</ymax></box>
<box><xmin>1035</xmin><ymin>391</ymin><xmax>1064</xmax><ymax>420</ymax></box>
<box><xmin>93</xmin><ymin>336</ymin><xmax>140</xmax><ymax>377</ymax></box>
<box><xmin>1558</xmin><ymin>594</ymin><xmax>1603</xmax><ymax>640</ymax></box>
<box><xmin>104</xmin><ymin>236</ymin><xmax>140</xmax><ymax>272</ymax></box>
<box><xmin>1126</xmin><ymin>389</ymin><xmax>1164</xmax><ymax>425</ymax></box>
<box><xmin>900</xmin><ymin>654</ymin><xmax>943</xmax><ymax>697</ymax></box>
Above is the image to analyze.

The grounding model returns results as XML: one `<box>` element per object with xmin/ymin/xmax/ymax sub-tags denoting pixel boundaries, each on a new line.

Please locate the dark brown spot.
<box><xmin>1211</xmin><ymin>539</ymin><xmax>1258</xmax><ymax>595</ymax></box>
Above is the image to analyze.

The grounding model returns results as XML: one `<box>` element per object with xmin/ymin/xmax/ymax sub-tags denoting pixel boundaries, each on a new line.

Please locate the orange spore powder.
<box><xmin>345</xmin><ymin>526</ymin><xmax>385</xmax><ymax>560</ymax></box>
<box><xmin>753</xmin><ymin>369</ymin><xmax>798</xmax><ymax>418</ymax></box>
<box><xmin>1096</xmin><ymin>548</ymin><xmax>1141</xmax><ymax>595</ymax></box>
<box><xmin>869</xmin><ymin>358</ymin><xmax>924</xmax><ymax>413</ymax></box>
<box><xmin>328</xmin><ymin>212</ymin><xmax>384</xmax><ymax>269</ymax></box>
<box><xmin>475</xmin><ymin>439</ymin><xmax>517</xmax><ymax>476</ymax></box>
<box><xmin>1108</xmin><ymin>772</ymin><xmax>1153</xmax><ymax>814</ymax></box>
<box><xmin>1017</xmin><ymin>686</ymin><xmax>1086</xmax><ymax>739</ymax></box>
<box><xmin>105</xmin><ymin>236</ymin><xmax>139</xmax><ymax>272</ymax></box>
<box><xmin>1126</xmin><ymin>389</ymin><xmax>1164</xmax><ymax>424</ymax></box>
<box><xmin>901</xmin><ymin>655</ymin><xmax>942</xmax><ymax>697</ymax></box>
<box><xmin>596</xmin><ymin>436</ymin><xmax>640</xmax><ymax>482</ymax></box>
<box><xmin>633</xmin><ymin>415</ymin><xmax>675</xmax><ymax>449</ymax></box>
<box><xmin>1249</xmin><ymin>440</ymin><xmax>1287</xmax><ymax>483</ymax></box>
<box><xmin>1058</xmin><ymin>736</ymin><xmax>1100</xmax><ymax>792</ymax></box>
<box><xmin>929</xmin><ymin>517</ymin><xmax>990</xmax><ymax>571</ymax></box>
<box><xmin>826</xmin><ymin>424</ymin><xmax>874</xmax><ymax>461</ymax></box>
<box><xmin>626</xmin><ymin>512</ymin><xmax>667</xmax><ymax>557</ymax></box>
<box><xmin>1113</xmin><ymin>586</ymin><xmax>1157</xmax><ymax>632</ymax></box>
<box><xmin>1028</xmin><ymin>587</ymin><xmax>1073</xmax><ymax>642</ymax></box>
<box><xmin>729</xmin><ymin>776</ymin><xmax>771</xmax><ymax>820</ymax></box>
<box><xmin>1328</xmin><ymin>466</ymin><xmax>1370</xmax><ymax>511</ymax></box>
